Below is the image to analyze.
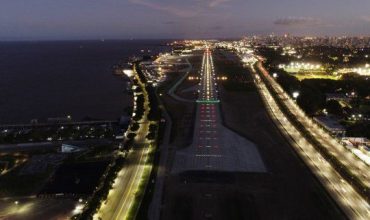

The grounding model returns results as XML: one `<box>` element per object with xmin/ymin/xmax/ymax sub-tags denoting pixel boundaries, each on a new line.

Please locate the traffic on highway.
<box><xmin>248</xmin><ymin>58</ymin><xmax>370</xmax><ymax>219</ymax></box>
<box><xmin>94</xmin><ymin>64</ymin><xmax>153</xmax><ymax>220</ymax></box>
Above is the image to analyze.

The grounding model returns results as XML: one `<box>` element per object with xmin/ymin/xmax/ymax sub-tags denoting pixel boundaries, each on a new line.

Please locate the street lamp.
<box><xmin>123</xmin><ymin>69</ymin><xmax>133</xmax><ymax>77</ymax></box>
<box><xmin>292</xmin><ymin>91</ymin><xmax>300</xmax><ymax>99</ymax></box>
<box><xmin>273</xmin><ymin>73</ymin><xmax>278</xmax><ymax>78</ymax></box>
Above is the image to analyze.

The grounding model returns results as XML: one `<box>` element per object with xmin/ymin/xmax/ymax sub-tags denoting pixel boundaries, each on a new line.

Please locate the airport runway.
<box><xmin>172</xmin><ymin>48</ymin><xmax>265</xmax><ymax>173</ymax></box>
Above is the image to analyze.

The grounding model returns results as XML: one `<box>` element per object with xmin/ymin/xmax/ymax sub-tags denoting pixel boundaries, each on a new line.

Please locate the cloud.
<box><xmin>129</xmin><ymin>0</ymin><xmax>196</xmax><ymax>17</ymax></box>
<box><xmin>129</xmin><ymin>0</ymin><xmax>230</xmax><ymax>18</ymax></box>
<box><xmin>163</xmin><ymin>21</ymin><xmax>176</xmax><ymax>25</ymax></box>
<box><xmin>361</xmin><ymin>16</ymin><xmax>370</xmax><ymax>22</ymax></box>
<box><xmin>207</xmin><ymin>0</ymin><xmax>230</xmax><ymax>8</ymax></box>
<box><xmin>210</xmin><ymin>25</ymin><xmax>223</xmax><ymax>30</ymax></box>
<box><xmin>274</xmin><ymin>17</ymin><xmax>321</xmax><ymax>26</ymax></box>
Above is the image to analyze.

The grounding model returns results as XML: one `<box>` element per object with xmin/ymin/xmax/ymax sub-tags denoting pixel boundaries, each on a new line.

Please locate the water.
<box><xmin>0</xmin><ymin>40</ymin><xmax>170</xmax><ymax>124</ymax></box>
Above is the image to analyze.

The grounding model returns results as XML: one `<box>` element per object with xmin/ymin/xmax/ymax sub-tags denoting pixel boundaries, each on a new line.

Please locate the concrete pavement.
<box><xmin>172</xmin><ymin>48</ymin><xmax>265</xmax><ymax>174</ymax></box>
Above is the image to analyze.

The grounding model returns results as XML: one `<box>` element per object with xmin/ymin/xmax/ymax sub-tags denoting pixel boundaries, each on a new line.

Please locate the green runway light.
<box><xmin>196</xmin><ymin>99</ymin><xmax>220</xmax><ymax>104</ymax></box>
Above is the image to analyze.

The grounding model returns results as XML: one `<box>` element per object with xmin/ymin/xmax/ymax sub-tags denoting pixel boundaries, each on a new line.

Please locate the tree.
<box><xmin>326</xmin><ymin>100</ymin><xmax>343</xmax><ymax>116</ymax></box>
<box><xmin>131</xmin><ymin>123</ymin><xmax>140</xmax><ymax>131</ymax></box>
<box><xmin>127</xmin><ymin>133</ymin><xmax>136</xmax><ymax>139</ymax></box>
<box><xmin>297</xmin><ymin>81</ymin><xmax>326</xmax><ymax>115</ymax></box>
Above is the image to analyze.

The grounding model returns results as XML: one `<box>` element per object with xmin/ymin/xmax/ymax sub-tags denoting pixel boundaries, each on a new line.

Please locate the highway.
<box><xmin>256</xmin><ymin>60</ymin><xmax>370</xmax><ymax>188</ymax></box>
<box><xmin>94</xmin><ymin>64</ymin><xmax>152</xmax><ymax>220</ymax></box>
<box><xmin>250</xmin><ymin>61</ymin><xmax>370</xmax><ymax>219</ymax></box>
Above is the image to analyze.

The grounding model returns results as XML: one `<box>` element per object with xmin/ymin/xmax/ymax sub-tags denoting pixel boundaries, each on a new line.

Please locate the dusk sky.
<box><xmin>1</xmin><ymin>0</ymin><xmax>370</xmax><ymax>40</ymax></box>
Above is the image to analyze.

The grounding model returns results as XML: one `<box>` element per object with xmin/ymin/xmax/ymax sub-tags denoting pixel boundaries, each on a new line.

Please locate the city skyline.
<box><xmin>1</xmin><ymin>0</ymin><xmax>370</xmax><ymax>40</ymax></box>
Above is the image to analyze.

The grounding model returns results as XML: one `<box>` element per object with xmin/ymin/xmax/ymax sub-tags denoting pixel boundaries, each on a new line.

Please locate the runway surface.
<box><xmin>172</xmin><ymin>48</ymin><xmax>265</xmax><ymax>173</ymax></box>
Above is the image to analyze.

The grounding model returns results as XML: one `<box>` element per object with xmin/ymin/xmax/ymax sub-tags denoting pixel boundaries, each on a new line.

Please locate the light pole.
<box><xmin>292</xmin><ymin>91</ymin><xmax>300</xmax><ymax>100</ymax></box>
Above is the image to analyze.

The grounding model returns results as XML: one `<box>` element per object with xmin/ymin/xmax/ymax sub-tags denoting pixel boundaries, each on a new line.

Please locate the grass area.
<box><xmin>158</xmin><ymin>72</ymin><xmax>193</xmax><ymax>144</ymax></box>
<box><xmin>81</xmin><ymin>144</ymin><xmax>116</xmax><ymax>158</ymax></box>
<box><xmin>0</xmin><ymin>165</ymin><xmax>53</xmax><ymax>197</ymax></box>
<box><xmin>171</xmin><ymin>195</ymin><xmax>193</xmax><ymax>220</ymax></box>
<box><xmin>0</xmin><ymin>154</ymin><xmax>26</xmax><ymax>171</ymax></box>
<box><xmin>311</xmin><ymin>185</ymin><xmax>342</xmax><ymax>216</ymax></box>
<box><xmin>214</xmin><ymin>49</ymin><xmax>257</xmax><ymax>92</ymax></box>
<box><xmin>291</xmin><ymin>73</ymin><xmax>341</xmax><ymax>81</ymax></box>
